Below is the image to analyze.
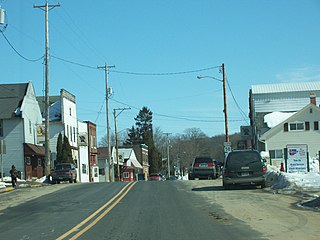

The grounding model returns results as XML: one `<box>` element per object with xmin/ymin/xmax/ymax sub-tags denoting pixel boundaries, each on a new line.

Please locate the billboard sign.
<box><xmin>287</xmin><ymin>144</ymin><xmax>308</xmax><ymax>173</ymax></box>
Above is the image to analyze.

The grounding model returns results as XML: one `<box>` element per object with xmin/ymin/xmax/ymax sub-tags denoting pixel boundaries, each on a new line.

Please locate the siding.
<box><xmin>2</xmin><ymin>119</ymin><xmax>25</xmax><ymax>177</ymax></box>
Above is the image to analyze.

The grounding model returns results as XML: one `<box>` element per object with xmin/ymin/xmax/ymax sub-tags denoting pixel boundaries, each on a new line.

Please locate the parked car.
<box><xmin>51</xmin><ymin>163</ymin><xmax>77</xmax><ymax>184</ymax></box>
<box><xmin>189</xmin><ymin>157</ymin><xmax>220</xmax><ymax>180</ymax></box>
<box><xmin>223</xmin><ymin>150</ymin><xmax>267</xmax><ymax>189</ymax></box>
<box><xmin>149</xmin><ymin>173</ymin><xmax>163</xmax><ymax>181</ymax></box>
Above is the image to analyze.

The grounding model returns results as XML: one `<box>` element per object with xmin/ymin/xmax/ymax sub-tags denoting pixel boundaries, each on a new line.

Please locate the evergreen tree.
<box><xmin>127</xmin><ymin>107</ymin><xmax>161</xmax><ymax>173</ymax></box>
<box><xmin>56</xmin><ymin>133</ymin><xmax>63</xmax><ymax>163</ymax></box>
<box><xmin>62</xmin><ymin>135</ymin><xmax>73</xmax><ymax>163</ymax></box>
<box><xmin>124</xmin><ymin>126</ymin><xmax>141</xmax><ymax>146</ymax></box>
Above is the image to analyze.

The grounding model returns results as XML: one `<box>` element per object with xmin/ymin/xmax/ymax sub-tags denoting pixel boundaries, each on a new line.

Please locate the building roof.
<box><xmin>260</xmin><ymin>103</ymin><xmax>320</xmax><ymax>141</ymax></box>
<box><xmin>252</xmin><ymin>82</ymin><xmax>320</xmax><ymax>94</ymax></box>
<box><xmin>0</xmin><ymin>83</ymin><xmax>28</xmax><ymax>119</ymax></box>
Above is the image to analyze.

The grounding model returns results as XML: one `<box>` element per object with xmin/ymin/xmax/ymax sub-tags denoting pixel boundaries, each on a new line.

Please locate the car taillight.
<box><xmin>193</xmin><ymin>163</ymin><xmax>200</xmax><ymax>167</ymax></box>
<box><xmin>208</xmin><ymin>163</ymin><xmax>215</xmax><ymax>167</ymax></box>
<box><xmin>262</xmin><ymin>166</ymin><xmax>267</xmax><ymax>174</ymax></box>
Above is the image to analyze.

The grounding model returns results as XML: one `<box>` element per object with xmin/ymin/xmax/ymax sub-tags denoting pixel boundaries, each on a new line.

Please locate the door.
<box><xmin>92</xmin><ymin>166</ymin><xmax>99</xmax><ymax>182</ymax></box>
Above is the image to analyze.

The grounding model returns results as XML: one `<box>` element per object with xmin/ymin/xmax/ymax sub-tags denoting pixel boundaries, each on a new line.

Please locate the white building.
<box><xmin>77</xmin><ymin>121</ymin><xmax>90</xmax><ymax>183</ymax></box>
<box><xmin>37</xmin><ymin>89</ymin><xmax>78</xmax><ymax>168</ymax></box>
<box><xmin>260</xmin><ymin>100</ymin><xmax>320</xmax><ymax>171</ymax></box>
<box><xmin>0</xmin><ymin>82</ymin><xmax>44</xmax><ymax>179</ymax></box>
<box><xmin>249</xmin><ymin>82</ymin><xmax>320</xmax><ymax>149</ymax></box>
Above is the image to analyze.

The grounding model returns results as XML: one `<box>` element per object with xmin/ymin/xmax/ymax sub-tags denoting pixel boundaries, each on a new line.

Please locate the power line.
<box><xmin>1</xmin><ymin>31</ymin><xmax>44</xmax><ymax>62</ymax></box>
<box><xmin>50</xmin><ymin>55</ymin><xmax>97</xmax><ymax>70</ymax></box>
<box><xmin>110</xmin><ymin>98</ymin><xmax>243</xmax><ymax>123</ymax></box>
<box><xmin>49</xmin><ymin>55</ymin><xmax>221</xmax><ymax>76</ymax></box>
<box><xmin>226</xmin><ymin>80</ymin><xmax>249</xmax><ymax>124</ymax></box>
<box><xmin>109</xmin><ymin>66</ymin><xmax>221</xmax><ymax>76</ymax></box>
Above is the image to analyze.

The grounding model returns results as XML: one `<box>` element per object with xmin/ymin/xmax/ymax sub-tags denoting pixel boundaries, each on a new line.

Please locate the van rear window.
<box><xmin>194</xmin><ymin>157</ymin><xmax>212</xmax><ymax>163</ymax></box>
<box><xmin>226</xmin><ymin>152</ymin><xmax>261</xmax><ymax>168</ymax></box>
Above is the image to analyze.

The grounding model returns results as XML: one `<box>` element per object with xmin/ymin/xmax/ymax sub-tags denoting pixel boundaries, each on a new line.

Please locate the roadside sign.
<box><xmin>286</xmin><ymin>144</ymin><xmax>308</xmax><ymax>173</ymax></box>
<box><xmin>224</xmin><ymin>142</ymin><xmax>232</xmax><ymax>158</ymax></box>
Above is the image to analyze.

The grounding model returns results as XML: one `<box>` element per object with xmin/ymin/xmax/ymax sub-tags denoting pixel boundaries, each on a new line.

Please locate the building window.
<box><xmin>69</xmin><ymin>107</ymin><xmax>72</xmax><ymax>116</ymax></box>
<box><xmin>70</xmin><ymin>126</ymin><xmax>73</xmax><ymax>142</ymax></box>
<box><xmin>305</xmin><ymin>122</ymin><xmax>310</xmax><ymax>131</ymax></box>
<box><xmin>38</xmin><ymin>158</ymin><xmax>42</xmax><ymax>166</ymax></box>
<box><xmin>123</xmin><ymin>172</ymin><xmax>129</xmax><ymax>178</ymax></box>
<box><xmin>289</xmin><ymin>122</ymin><xmax>304</xmax><ymax>131</ymax></box>
<box><xmin>269</xmin><ymin>149</ymin><xmax>283</xmax><ymax>159</ymax></box>
<box><xmin>73</xmin><ymin>127</ymin><xmax>76</xmax><ymax>142</ymax></box>
<box><xmin>82</xmin><ymin>164</ymin><xmax>87</xmax><ymax>174</ymax></box>
<box><xmin>0</xmin><ymin>119</ymin><xmax>3</xmax><ymax>137</ymax></box>
<box><xmin>284</xmin><ymin>123</ymin><xmax>288</xmax><ymax>132</ymax></box>
<box><xmin>314</xmin><ymin>121</ymin><xmax>319</xmax><ymax>130</ymax></box>
<box><xmin>29</xmin><ymin>120</ymin><xmax>32</xmax><ymax>134</ymax></box>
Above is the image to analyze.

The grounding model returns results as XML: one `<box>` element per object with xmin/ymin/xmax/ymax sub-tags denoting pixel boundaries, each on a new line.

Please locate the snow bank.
<box><xmin>266</xmin><ymin>165</ymin><xmax>320</xmax><ymax>192</ymax></box>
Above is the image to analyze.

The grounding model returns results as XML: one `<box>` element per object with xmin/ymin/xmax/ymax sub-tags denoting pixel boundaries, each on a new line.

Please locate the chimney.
<box><xmin>310</xmin><ymin>92</ymin><xmax>316</xmax><ymax>105</ymax></box>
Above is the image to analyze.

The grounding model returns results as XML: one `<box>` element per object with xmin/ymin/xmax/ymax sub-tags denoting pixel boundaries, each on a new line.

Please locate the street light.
<box><xmin>197</xmin><ymin>63</ymin><xmax>229</xmax><ymax>142</ymax></box>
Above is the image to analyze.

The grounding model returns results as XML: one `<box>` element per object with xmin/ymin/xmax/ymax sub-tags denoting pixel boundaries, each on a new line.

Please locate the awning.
<box><xmin>24</xmin><ymin>143</ymin><xmax>45</xmax><ymax>156</ymax></box>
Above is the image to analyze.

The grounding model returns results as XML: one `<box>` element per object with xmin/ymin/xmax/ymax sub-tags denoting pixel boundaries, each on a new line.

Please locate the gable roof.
<box><xmin>0</xmin><ymin>83</ymin><xmax>28</xmax><ymax>119</ymax></box>
<box><xmin>252</xmin><ymin>82</ymin><xmax>320</xmax><ymax>94</ymax></box>
<box><xmin>260</xmin><ymin>103</ymin><xmax>320</xmax><ymax>141</ymax></box>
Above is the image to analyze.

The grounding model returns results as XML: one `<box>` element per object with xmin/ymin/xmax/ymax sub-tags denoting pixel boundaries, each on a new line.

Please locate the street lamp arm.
<box><xmin>197</xmin><ymin>75</ymin><xmax>223</xmax><ymax>82</ymax></box>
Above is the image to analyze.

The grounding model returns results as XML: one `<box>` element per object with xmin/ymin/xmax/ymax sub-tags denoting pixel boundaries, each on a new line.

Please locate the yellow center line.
<box><xmin>70</xmin><ymin>181</ymin><xmax>137</xmax><ymax>240</ymax></box>
<box><xmin>56</xmin><ymin>182</ymin><xmax>135</xmax><ymax>240</ymax></box>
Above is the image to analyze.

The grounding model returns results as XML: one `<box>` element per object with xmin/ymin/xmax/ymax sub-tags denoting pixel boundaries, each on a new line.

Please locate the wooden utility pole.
<box><xmin>113</xmin><ymin>108</ymin><xmax>130</xmax><ymax>181</ymax></box>
<box><xmin>222</xmin><ymin>63</ymin><xmax>229</xmax><ymax>143</ymax></box>
<box><xmin>98</xmin><ymin>64</ymin><xmax>115</xmax><ymax>182</ymax></box>
<box><xmin>34</xmin><ymin>1</ymin><xmax>60</xmax><ymax>178</ymax></box>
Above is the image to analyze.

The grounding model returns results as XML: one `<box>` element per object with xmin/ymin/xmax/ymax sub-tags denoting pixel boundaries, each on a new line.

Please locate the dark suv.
<box><xmin>51</xmin><ymin>163</ymin><xmax>77</xmax><ymax>184</ymax></box>
<box><xmin>189</xmin><ymin>157</ymin><xmax>220</xmax><ymax>180</ymax></box>
<box><xmin>223</xmin><ymin>150</ymin><xmax>266</xmax><ymax>189</ymax></box>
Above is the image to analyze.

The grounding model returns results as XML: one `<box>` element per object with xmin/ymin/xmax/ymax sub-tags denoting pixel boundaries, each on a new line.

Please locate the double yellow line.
<box><xmin>56</xmin><ymin>181</ymin><xmax>136</xmax><ymax>240</ymax></box>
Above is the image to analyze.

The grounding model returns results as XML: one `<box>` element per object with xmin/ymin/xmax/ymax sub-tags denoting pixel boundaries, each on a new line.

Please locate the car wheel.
<box><xmin>57</xmin><ymin>181</ymin><xmax>60</xmax><ymax>184</ymax></box>
<box><xmin>69</xmin><ymin>178</ymin><xmax>73</xmax><ymax>183</ymax></box>
<box><xmin>73</xmin><ymin>178</ymin><xmax>77</xmax><ymax>183</ymax></box>
<box><xmin>261</xmin><ymin>181</ymin><xmax>266</xmax><ymax>189</ymax></box>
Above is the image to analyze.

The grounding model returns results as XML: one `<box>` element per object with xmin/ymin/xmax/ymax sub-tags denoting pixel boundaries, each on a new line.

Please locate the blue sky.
<box><xmin>1</xmin><ymin>0</ymin><xmax>320</xmax><ymax>141</ymax></box>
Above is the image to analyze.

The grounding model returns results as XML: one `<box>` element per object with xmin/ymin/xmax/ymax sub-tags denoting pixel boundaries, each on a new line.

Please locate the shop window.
<box><xmin>123</xmin><ymin>172</ymin><xmax>129</xmax><ymax>178</ymax></box>
<box><xmin>269</xmin><ymin>149</ymin><xmax>283</xmax><ymax>159</ymax></box>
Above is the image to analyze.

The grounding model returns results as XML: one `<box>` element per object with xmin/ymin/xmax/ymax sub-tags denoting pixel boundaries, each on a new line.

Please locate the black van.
<box><xmin>223</xmin><ymin>150</ymin><xmax>266</xmax><ymax>189</ymax></box>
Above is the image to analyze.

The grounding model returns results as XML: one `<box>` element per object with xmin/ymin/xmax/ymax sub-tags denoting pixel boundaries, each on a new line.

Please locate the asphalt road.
<box><xmin>0</xmin><ymin>180</ymin><xmax>319</xmax><ymax>240</ymax></box>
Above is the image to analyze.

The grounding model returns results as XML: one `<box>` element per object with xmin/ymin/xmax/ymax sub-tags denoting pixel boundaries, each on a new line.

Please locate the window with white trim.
<box><xmin>289</xmin><ymin>122</ymin><xmax>304</xmax><ymax>131</ymax></box>
<box><xmin>269</xmin><ymin>149</ymin><xmax>283</xmax><ymax>159</ymax></box>
<box><xmin>123</xmin><ymin>172</ymin><xmax>129</xmax><ymax>178</ymax></box>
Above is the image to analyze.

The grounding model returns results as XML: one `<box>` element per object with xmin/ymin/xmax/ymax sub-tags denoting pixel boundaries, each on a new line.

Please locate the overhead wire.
<box><xmin>1</xmin><ymin>31</ymin><xmax>44</xmax><ymax>62</ymax></box>
<box><xmin>226</xmin><ymin>80</ymin><xmax>249</xmax><ymax>124</ymax></box>
<box><xmin>110</xmin><ymin>98</ymin><xmax>243</xmax><ymax>123</ymax></box>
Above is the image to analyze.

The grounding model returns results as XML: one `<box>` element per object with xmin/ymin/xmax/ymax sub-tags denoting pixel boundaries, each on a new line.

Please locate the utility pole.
<box><xmin>222</xmin><ymin>63</ymin><xmax>229</xmax><ymax>143</ymax></box>
<box><xmin>98</xmin><ymin>64</ymin><xmax>115</xmax><ymax>182</ymax></box>
<box><xmin>113</xmin><ymin>107</ymin><xmax>130</xmax><ymax>181</ymax></box>
<box><xmin>165</xmin><ymin>133</ymin><xmax>171</xmax><ymax>178</ymax></box>
<box><xmin>34</xmin><ymin>1</ymin><xmax>60</xmax><ymax>178</ymax></box>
